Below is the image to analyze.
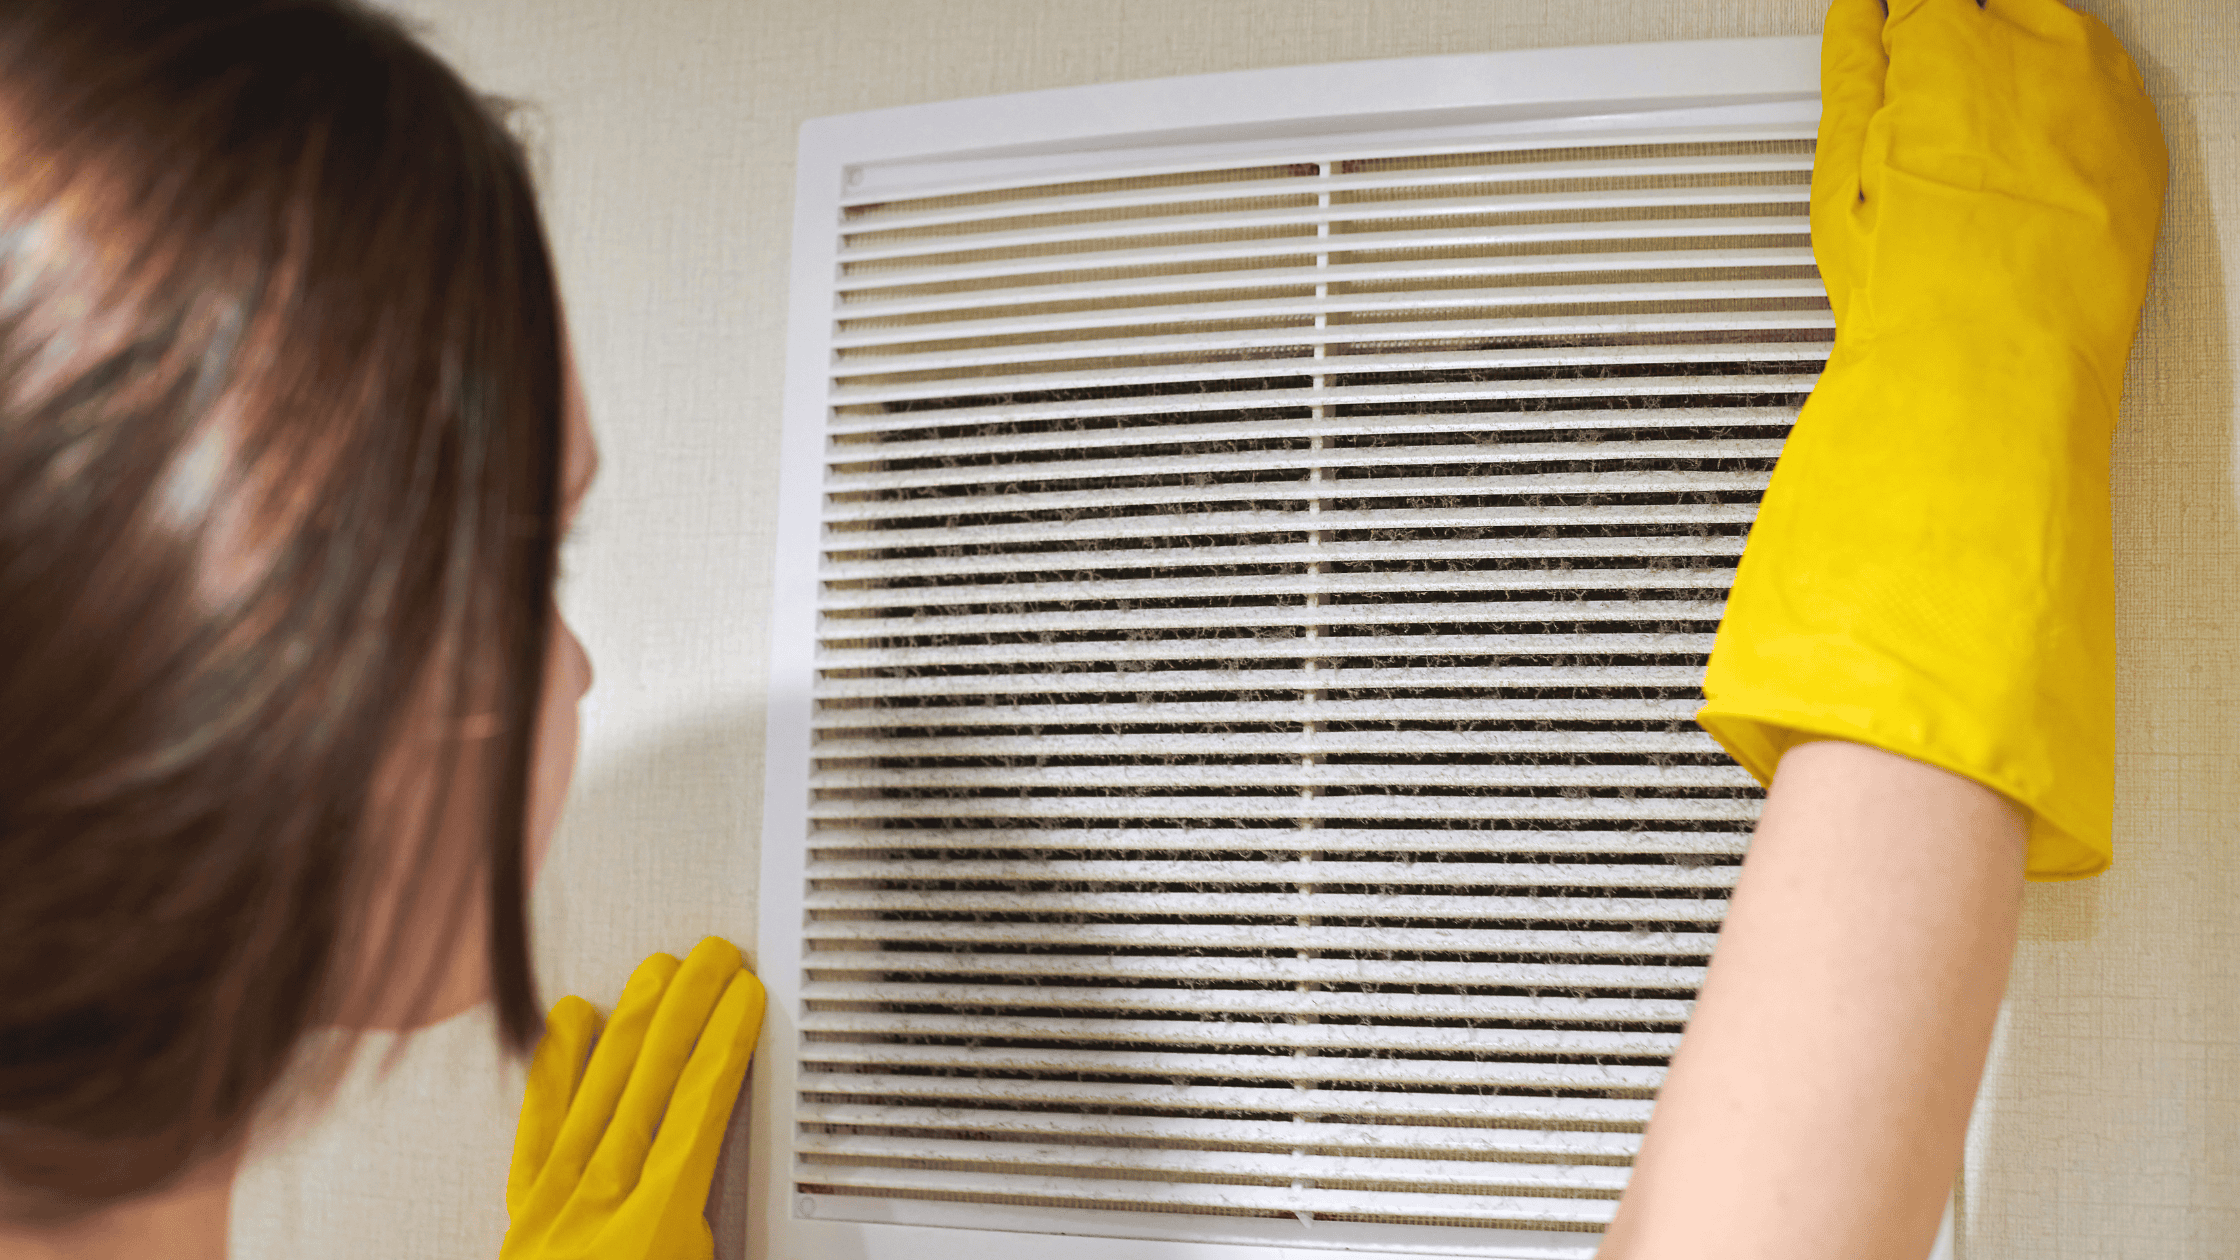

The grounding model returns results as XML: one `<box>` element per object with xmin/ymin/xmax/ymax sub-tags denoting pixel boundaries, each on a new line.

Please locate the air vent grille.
<box><xmin>796</xmin><ymin>134</ymin><xmax>1826</xmax><ymax>1242</ymax></box>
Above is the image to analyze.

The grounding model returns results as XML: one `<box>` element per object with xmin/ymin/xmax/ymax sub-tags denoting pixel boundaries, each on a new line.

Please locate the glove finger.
<box><xmin>637</xmin><ymin>968</ymin><xmax>768</xmax><ymax>1244</ymax></box>
<box><xmin>508</xmin><ymin>995</ymin><xmax>603</xmax><ymax>1217</ymax></box>
<box><xmin>1814</xmin><ymin>0</ymin><xmax>1889</xmax><ymax>329</ymax></box>
<box><xmin>579</xmin><ymin>936</ymin><xmax>744</xmax><ymax>1208</ymax></box>
<box><xmin>534</xmin><ymin>951</ymin><xmax>683</xmax><ymax>1204</ymax></box>
<box><xmin>1879</xmin><ymin>0</ymin><xmax>1996</xmax><ymax>140</ymax></box>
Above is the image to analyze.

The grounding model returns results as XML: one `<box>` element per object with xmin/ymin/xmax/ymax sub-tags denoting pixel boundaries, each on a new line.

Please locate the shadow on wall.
<box><xmin>533</xmin><ymin>703</ymin><xmax>770</xmax><ymax>1260</ymax></box>
<box><xmin>231</xmin><ymin>705</ymin><xmax>771</xmax><ymax>1260</ymax></box>
<box><xmin>536</xmin><ymin>704</ymin><xmax>767</xmax><ymax>998</ymax></box>
<box><xmin>1962</xmin><ymin>32</ymin><xmax>2240</xmax><ymax>1258</ymax></box>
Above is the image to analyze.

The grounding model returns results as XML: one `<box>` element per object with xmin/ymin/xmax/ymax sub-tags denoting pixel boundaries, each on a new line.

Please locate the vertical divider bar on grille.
<box><xmin>799</xmin><ymin>136</ymin><xmax>1828</xmax><ymax>1235</ymax></box>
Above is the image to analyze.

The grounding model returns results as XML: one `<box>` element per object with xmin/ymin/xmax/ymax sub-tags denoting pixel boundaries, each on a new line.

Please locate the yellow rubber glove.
<box><xmin>1698</xmin><ymin>0</ymin><xmax>2167</xmax><ymax>880</ymax></box>
<box><xmin>502</xmin><ymin>937</ymin><xmax>768</xmax><ymax>1260</ymax></box>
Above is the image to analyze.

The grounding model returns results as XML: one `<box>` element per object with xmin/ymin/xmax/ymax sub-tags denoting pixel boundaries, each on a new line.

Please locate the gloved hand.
<box><xmin>1698</xmin><ymin>0</ymin><xmax>2167</xmax><ymax>879</ymax></box>
<box><xmin>501</xmin><ymin>937</ymin><xmax>767</xmax><ymax>1260</ymax></box>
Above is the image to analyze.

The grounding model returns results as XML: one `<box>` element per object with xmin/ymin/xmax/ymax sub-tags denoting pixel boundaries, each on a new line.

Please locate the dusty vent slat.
<box><xmin>819</xmin><ymin>472</ymin><xmax>1776</xmax><ymax>521</ymax></box>
<box><xmin>796</xmin><ymin>127</ymin><xmax>1820</xmax><ymax>1240</ymax></box>
<box><xmin>805</xmin><ymin>797</ymin><xmax>1760</xmax><ymax>824</ymax></box>
<box><xmin>827</xmin><ymin>503</ymin><xmax>1763</xmax><ymax>552</ymax></box>
<box><xmin>806</xmin><ymin>856</ymin><xmax>1737</xmax><ymax>887</ymax></box>
<box><xmin>797</xmin><ymin>1165</ymin><xmax>1621</xmax><ymax>1229</ymax></box>
<box><xmin>826</xmin><ymin>539</ymin><xmax>1749</xmax><ymax>585</ymax></box>
<box><xmin>833</xmin><ymin>278</ymin><xmax>1828</xmax><ymax>345</ymax></box>
<box><xmin>818</xmin><ymin>633</ymin><xmax>1723</xmax><ymax>672</ymax></box>
<box><xmin>830</xmin><ymin>398</ymin><xmax>1807</xmax><ymax>446</ymax></box>
<box><xmin>834</xmin><ymin>342</ymin><xmax>1823</xmax><ymax>401</ymax></box>
<box><xmin>841</xmin><ymin>311</ymin><xmax>1832</xmax><ymax>374</ymax></box>
<box><xmin>830</xmin><ymin>438</ymin><xmax>1791</xmax><ymax>491</ymax></box>
<box><xmin>802</xmin><ymin>1012</ymin><xmax>1685</xmax><ymax>1059</ymax></box>
<box><xmin>800</xmin><ymin>1134</ymin><xmax>1637</xmax><ymax>1197</ymax></box>
<box><xmin>804</xmin><ymin>826</ymin><xmax>1749</xmax><ymax>855</ymax></box>
<box><xmin>810</xmin><ymin>729</ymin><xmax>1728</xmax><ymax>755</ymax></box>
<box><xmin>828</xmin><ymin>547</ymin><xmax>1745</xmax><ymax>586</ymax></box>
<box><xmin>803</xmin><ymin>912</ymin><xmax>1713</xmax><ymax>944</ymax></box>
<box><xmin>843</xmin><ymin>150</ymin><xmax>1812</xmax><ymax>230</ymax></box>
<box><xmin>842</xmin><ymin>193</ymin><xmax>1807</xmax><ymax>265</ymax></box>
<box><xmin>810</xmin><ymin>761</ymin><xmax>1753</xmax><ymax>789</ymax></box>
<box><xmin>799</xmin><ymin>1043</ymin><xmax>1668</xmax><ymax>1092</ymax></box>
<box><xmin>797</xmin><ymin>1102</ymin><xmax>1642</xmax><ymax>1163</ymax></box>
<box><xmin>805</xmin><ymin>896</ymin><xmax>1727</xmax><ymax>930</ymax></box>
<box><xmin>798</xmin><ymin>949</ymin><xmax>1705</xmax><ymax>987</ymax></box>
<box><xmin>800</xmin><ymin>982</ymin><xmax>1698</xmax><ymax>1020</ymax></box>
<box><xmin>819</xmin><ymin>573</ymin><xmax>1738</xmax><ymax>615</ymax></box>
<box><xmin>839</xmin><ymin>217</ymin><xmax>1810</xmax><ymax>284</ymax></box>
<box><xmin>796</xmin><ymin>1073</ymin><xmax>1658</xmax><ymax>1126</ymax></box>
<box><xmin>836</xmin><ymin>248</ymin><xmax>1815</xmax><ymax>313</ymax></box>
<box><xmin>801</xmin><ymin>955</ymin><xmax>1708</xmax><ymax>993</ymax></box>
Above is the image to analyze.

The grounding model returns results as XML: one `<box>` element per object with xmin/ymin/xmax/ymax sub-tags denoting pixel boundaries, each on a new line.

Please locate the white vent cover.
<box><xmin>758</xmin><ymin>36</ymin><xmax>1824</xmax><ymax>1260</ymax></box>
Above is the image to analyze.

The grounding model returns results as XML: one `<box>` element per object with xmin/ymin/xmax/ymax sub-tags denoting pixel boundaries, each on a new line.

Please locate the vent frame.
<box><xmin>755</xmin><ymin>35</ymin><xmax>1824</xmax><ymax>1260</ymax></box>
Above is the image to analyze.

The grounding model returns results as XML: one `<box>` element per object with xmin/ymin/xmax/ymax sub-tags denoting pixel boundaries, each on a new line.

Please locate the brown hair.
<box><xmin>0</xmin><ymin>0</ymin><xmax>555</xmax><ymax>1212</ymax></box>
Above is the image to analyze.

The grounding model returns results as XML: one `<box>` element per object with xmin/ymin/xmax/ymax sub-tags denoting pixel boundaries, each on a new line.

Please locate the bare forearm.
<box><xmin>1597</xmin><ymin>739</ymin><xmax>2026</xmax><ymax>1259</ymax></box>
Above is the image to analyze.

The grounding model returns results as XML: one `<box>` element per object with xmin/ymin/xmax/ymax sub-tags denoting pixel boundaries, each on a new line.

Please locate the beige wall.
<box><xmin>229</xmin><ymin>1</ymin><xmax>2240</xmax><ymax>1257</ymax></box>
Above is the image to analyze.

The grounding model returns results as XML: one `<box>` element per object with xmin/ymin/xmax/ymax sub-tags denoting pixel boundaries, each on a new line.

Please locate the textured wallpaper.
<box><xmin>1967</xmin><ymin>0</ymin><xmax>2240</xmax><ymax>1249</ymax></box>
<box><xmin>228</xmin><ymin>2</ymin><xmax>2238</xmax><ymax>1258</ymax></box>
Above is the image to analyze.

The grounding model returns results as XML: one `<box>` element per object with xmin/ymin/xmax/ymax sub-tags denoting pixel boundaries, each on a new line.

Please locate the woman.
<box><xmin>0</xmin><ymin>0</ymin><xmax>2165</xmax><ymax>1258</ymax></box>
<box><xmin>0</xmin><ymin>1</ymin><xmax>649</xmax><ymax>1254</ymax></box>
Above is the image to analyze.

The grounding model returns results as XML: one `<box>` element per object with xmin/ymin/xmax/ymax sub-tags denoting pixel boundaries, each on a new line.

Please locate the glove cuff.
<box><xmin>1699</xmin><ymin>351</ymin><xmax>2117</xmax><ymax>881</ymax></box>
